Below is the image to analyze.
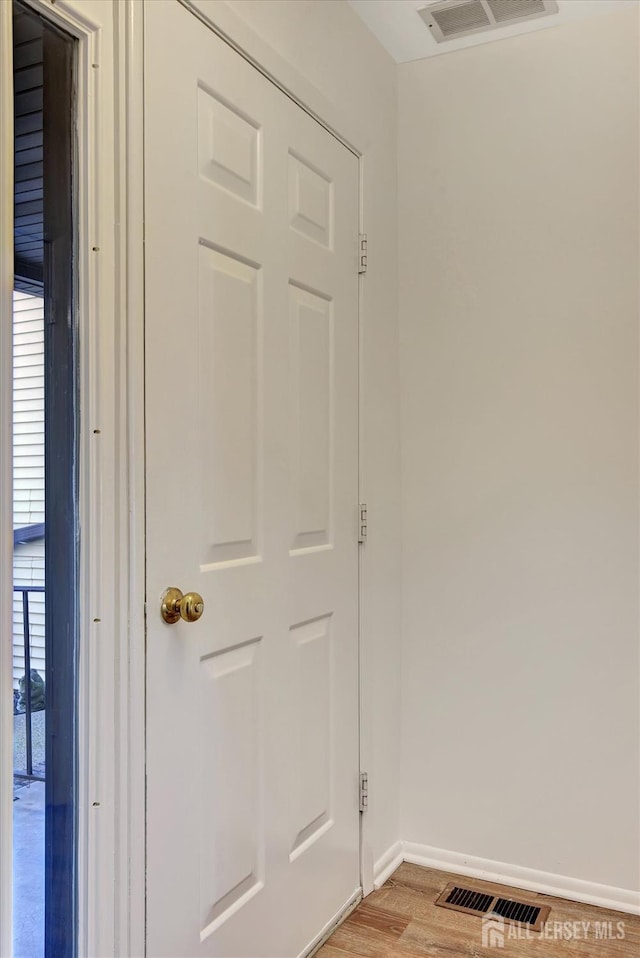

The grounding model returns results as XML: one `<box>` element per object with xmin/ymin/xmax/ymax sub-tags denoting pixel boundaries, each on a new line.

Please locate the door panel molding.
<box><xmin>182</xmin><ymin>0</ymin><xmax>367</xmax><ymax>158</ymax></box>
<box><xmin>145</xmin><ymin>4</ymin><xmax>360</xmax><ymax>954</ymax></box>
<box><xmin>180</xmin><ymin>0</ymin><xmax>375</xmax><ymax>902</ymax></box>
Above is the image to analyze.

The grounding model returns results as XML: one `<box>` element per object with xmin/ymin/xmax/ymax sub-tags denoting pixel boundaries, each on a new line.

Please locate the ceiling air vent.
<box><xmin>419</xmin><ymin>0</ymin><xmax>558</xmax><ymax>43</ymax></box>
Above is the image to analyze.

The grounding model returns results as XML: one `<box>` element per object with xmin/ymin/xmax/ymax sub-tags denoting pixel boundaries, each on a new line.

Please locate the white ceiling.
<box><xmin>347</xmin><ymin>0</ymin><xmax>634</xmax><ymax>63</ymax></box>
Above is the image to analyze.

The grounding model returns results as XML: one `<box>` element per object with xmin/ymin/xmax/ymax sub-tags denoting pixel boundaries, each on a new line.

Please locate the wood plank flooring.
<box><xmin>316</xmin><ymin>863</ymin><xmax>640</xmax><ymax>957</ymax></box>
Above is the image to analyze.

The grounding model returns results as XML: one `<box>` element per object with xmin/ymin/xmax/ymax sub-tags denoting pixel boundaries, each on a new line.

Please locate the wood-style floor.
<box><xmin>316</xmin><ymin>863</ymin><xmax>640</xmax><ymax>957</ymax></box>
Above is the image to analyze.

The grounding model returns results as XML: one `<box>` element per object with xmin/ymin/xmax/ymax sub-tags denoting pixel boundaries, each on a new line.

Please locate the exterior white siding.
<box><xmin>12</xmin><ymin>290</ymin><xmax>45</xmax><ymax>688</ymax></box>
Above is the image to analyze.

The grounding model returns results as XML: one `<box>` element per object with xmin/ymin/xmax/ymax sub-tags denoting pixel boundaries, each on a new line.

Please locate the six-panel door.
<box><xmin>145</xmin><ymin>3</ymin><xmax>360</xmax><ymax>956</ymax></box>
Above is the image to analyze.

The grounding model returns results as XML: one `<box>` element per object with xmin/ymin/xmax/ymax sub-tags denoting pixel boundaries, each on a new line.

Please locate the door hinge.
<box><xmin>359</xmin><ymin>771</ymin><xmax>368</xmax><ymax>812</ymax></box>
<box><xmin>358</xmin><ymin>502</ymin><xmax>367</xmax><ymax>543</ymax></box>
<box><xmin>358</xmin><ymin>233</ymin><xmax>368</xmax><ymax>274</ymax></box>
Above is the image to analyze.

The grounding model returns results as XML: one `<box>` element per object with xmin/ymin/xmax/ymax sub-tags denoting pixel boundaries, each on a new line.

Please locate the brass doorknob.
<box><xmin>161</xmin><ymin>587</ymin><xmax>205</xmax><ymax>624</ymax></box>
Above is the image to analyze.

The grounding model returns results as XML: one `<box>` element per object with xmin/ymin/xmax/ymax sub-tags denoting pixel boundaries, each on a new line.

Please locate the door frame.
<box><xmin>19</xmin><ymin>1</ymin><xmax>146</xmax><ymax>955</ymax></box>
<box><xmin>2</xmin><ymin>1</ymin><xmax>376</xmax><ymax>955</ymax></box>
<box><xmin>0</xmin><ymin>1</ymin><xmax>145</xmax><ymax>955</ymax></box>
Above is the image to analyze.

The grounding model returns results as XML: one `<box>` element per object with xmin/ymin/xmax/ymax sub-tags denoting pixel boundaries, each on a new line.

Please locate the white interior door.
<box><xmin>144</xmin><ymin>3</ymin><xmax>360</xmax><ymax>956</ymax></box>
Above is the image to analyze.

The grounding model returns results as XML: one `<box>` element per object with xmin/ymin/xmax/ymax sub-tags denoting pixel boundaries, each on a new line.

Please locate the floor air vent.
<box><xmin>443</xmin><ymin>886</ymin><xmax>495</xmax><ymax>915</ymax></box>
<box><xmin>419</xmin><ymin>0</ymin><xmax>558</xmax><ymax>43</ymax></box>
<box><xmin>435</xmin><ymin>882</ymin><xmax>550</xmax><ymax>932</ymax></box>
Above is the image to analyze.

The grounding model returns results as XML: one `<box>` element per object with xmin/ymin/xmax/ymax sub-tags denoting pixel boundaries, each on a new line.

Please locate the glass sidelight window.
<box><xmin>12</xmin><ymin>3</ymin><xmax>77</xmax><ymax>956</ymax></box>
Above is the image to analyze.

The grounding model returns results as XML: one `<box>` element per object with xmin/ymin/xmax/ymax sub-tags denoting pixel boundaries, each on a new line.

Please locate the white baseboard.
<box><xmin>373</xmin><ymin>841</ymin><xmax>404</xmax><ymax>889</ymax></box>
<box><xmin>402</xmin><ymin>842</ymin><xmax>640</xmax><ymax>917</ymax></box>
<box><xmin>303</xmin><ymin>841</ymin><xmax>638</xmax><ymax>955</ymax></box>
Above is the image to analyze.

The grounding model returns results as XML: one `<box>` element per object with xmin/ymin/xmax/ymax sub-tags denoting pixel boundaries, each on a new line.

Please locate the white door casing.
<box><xmin>1</xmin><ymin>3</ymin><xmax>147</xmax><ymax>955</ymax></box>
<box><xmin>145</xmin><ymin>2</ymin><xmax>361</xmax><ymax>955</ymax></box>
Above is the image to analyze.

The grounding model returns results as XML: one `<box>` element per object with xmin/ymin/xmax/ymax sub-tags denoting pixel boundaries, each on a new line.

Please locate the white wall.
<box><xmin>213</xmin><ymin>0</ymin><xmax>402</xmax><ymax>879</ymax></box>
<box><xmin>399</xmin><ymin>7</ymin><xmax>640</xmax><ymax>894</ymax></box>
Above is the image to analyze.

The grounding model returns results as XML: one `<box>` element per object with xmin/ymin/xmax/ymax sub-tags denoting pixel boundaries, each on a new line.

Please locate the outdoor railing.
<box><xmin>13</xmin><ymin>584</ymin><xmax>45</xmax><ymax>781</ymax></box>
